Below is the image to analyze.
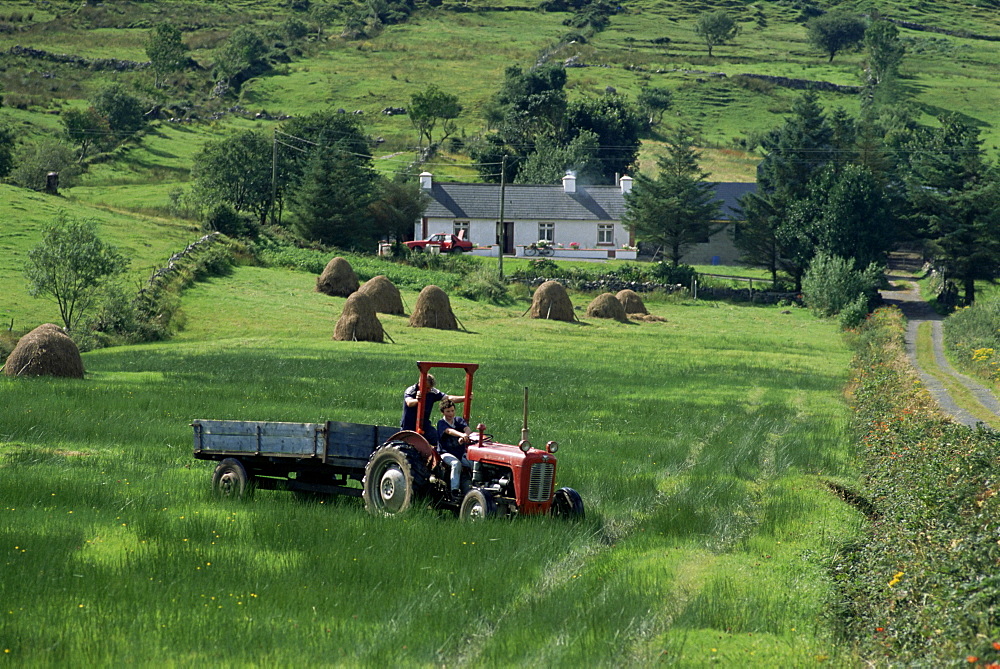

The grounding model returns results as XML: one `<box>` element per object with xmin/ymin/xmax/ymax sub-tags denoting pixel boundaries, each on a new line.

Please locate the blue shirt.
<box><xmin>401</xmin><ymin>384</ymin><xmax>446</xmax><ymax>440</ymax></box>
<box><xmin>436</xmin><ymin>416</ymin><xmax>469</xmax><ymax>457</ymax></box>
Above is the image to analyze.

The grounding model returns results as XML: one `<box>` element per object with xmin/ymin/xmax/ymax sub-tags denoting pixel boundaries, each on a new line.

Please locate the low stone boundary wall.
<box><xmin>8</xmin><ymin>45</ymin><xmax>149</xmax><ymax>71</ymax></box>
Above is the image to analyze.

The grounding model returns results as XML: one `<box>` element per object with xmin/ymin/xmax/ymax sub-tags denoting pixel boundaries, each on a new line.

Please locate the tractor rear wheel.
<box><xmin>211</xmin><ymin>458</ymin><xmax>255</xmax><ymax>500</ymax></box>
<box><xmin>551</xmin><ymin>487</ymin><xmax>584</xmax><ymax>520</ymax></box>
<box><xmin>459</xmin><ymin>489</ymin><xmax>497</xmax><ymax>521</ymax></box>
<box><xmin>362</xmin><ymin>444</ymin><xmax>429</xmax><ymax>515</ymax></box>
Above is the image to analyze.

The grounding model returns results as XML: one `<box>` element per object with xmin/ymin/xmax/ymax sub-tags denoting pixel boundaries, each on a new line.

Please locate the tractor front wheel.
<box><xmin>459</xmin><ymin>489</ymin><xmax>497</xmax><ymax>521</ymax></box>
<box><xmin>362</xmin><ymin>444</ymin><xmax>429</xmax><ymax>516</ymax></box>
<box><xmin>551</xmin><ymin>487</ymin><xmax>584</xmax><ymax>520</ymax></box>
<box><xmin>211</xmin><ymin>458</ymin><xmax>255</xmax><ymax>500</ymax></box>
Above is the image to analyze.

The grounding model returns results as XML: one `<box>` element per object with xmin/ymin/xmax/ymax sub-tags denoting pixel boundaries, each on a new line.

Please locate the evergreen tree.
<box><xmin>623</xmin><ymin>128</ymin><xmax>721</xmax><ymax>266</ymax></box>
<box><xmin>291</xmin><ymin>145</ymin><xmax>378</xmax><ymax>248</ymax></box>
<box><xmin>905</xmin><ymin>115</ymin><xmax>1000</xmax><ymax>304</ymax></box>
<box><xmin>737</xmin><ymin>92</ymin><xmax>833</xmax><ymax>288</ymax></box>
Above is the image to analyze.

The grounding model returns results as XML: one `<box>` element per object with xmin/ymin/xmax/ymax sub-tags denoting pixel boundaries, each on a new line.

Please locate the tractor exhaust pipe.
<box><xmin>521</xmin><ymin>386</ymin><xmax>529</xmax><ymax>444</ymax></box>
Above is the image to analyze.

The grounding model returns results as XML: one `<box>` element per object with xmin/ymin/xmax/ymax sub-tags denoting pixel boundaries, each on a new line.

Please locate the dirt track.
<box><xmin>879</xmin><ymin>277</ymin><xmax>1000</xmax><ymax>429</ymax></box>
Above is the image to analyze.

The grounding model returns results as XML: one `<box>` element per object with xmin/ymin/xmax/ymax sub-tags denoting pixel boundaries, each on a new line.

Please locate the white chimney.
<box><xmin>419</xmin><ymin>171</ymin><xmax>433</xmax><ymax>190</ymax></box>
<box><xmin>562</xmin><ymin>172</ymin><xmax>577</xmax><ymax>194</ymax></box>
<box><xmin>620</xmin><ymin>175</ymin><xmax>633</xmax><ymax>194</ymax></box>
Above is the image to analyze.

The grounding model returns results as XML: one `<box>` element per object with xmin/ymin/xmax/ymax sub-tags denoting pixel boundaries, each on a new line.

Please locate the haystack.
<box><xmin>357</xmin><ymin>275</ymin><xmax>405</xmax><ymax>315</ymax></box>
<box><xmin>409</xmin><ymin>285</ymin><xmax>457</xmax><ymax>330</ymax></box>
<box><xmin>529</xmin><ymin>281</ymin><xmax>575</xmax><ymax>322</ymax></box>
<box><xmin>615</xmin><ymin>289</ymin><xmax>648</xmax><ymax>315</ymax></box>
<box><xmin>3</xmin><ymin>323</ymin><xmax>84</xmax><ymax>378</ymax></box>
<box><xmin>334</xmin><ymin>293</ymin><xmax>384</xmax><ymax>342</ymax></box>
<box><xmin>316</xmin><ymin>256</ymin><xmax>359</xmax><ymax>297</ymax></box>
<box><xmin>630</xmin><ymin>313</ymin><xmax>667</xmax><ymax>323</ymax></box>
<box><xmin>586</xmin><ymin>293</ymin><xmax>629</xmax><ymax>322</ymax></box>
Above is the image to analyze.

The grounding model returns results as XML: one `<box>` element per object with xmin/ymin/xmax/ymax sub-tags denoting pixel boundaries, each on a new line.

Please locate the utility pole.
<box><xmin>498</xmin><ymin>155</ymin><xmax>506</xmax><ymax>280</ymax></box>
<box><xmin>270</xmin><ymin>128</ymin><xmax>278</xmax><ymax>226</ymax></box>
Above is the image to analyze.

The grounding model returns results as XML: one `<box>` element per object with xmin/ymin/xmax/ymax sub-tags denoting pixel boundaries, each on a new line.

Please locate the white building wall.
<box><xmin>420</xmin><ymin>217</ymin><xmax>628</xmax><ymax>250</ymax></box>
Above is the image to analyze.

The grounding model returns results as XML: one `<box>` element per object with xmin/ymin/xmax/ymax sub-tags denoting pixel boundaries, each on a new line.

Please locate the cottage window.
<box><xmin>538</xmin><ymin>222</ymin><xmax>554</xmax><ymax>243</ymax></box>
<box><xmin>453</xmin><ymin>220</ymin><xmax>470</xmax><ymax>238</ymax></box>
<box><xmin>597</xmin><ymin>224</ymin><xmax>614</xmax><ymax>245</ymax></box>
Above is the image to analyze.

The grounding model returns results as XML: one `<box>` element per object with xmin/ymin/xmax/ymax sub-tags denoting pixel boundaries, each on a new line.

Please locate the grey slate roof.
<box><xmin>424</xmin><ymin>181</ymin><xmax>756</xmax><ymax>221</ymax></box>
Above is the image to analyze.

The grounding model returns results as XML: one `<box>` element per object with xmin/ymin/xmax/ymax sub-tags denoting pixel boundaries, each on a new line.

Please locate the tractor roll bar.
<box><xmin>415</xmin><ymin>361</ymin><xmax>479</xmax><ymax>436</ymax></box>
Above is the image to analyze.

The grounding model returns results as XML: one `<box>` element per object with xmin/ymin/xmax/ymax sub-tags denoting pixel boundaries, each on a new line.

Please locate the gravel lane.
<box><xmin>880</xmin><ymin>277</ymin><xmax>999</xmax><ymax>429</ymax></box>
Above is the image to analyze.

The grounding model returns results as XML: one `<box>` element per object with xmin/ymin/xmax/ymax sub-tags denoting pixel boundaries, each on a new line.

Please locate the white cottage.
<box><xmin>414</xmin><ymin>172</ymin><xmax>755</xmax><ymax>264</ymax></box>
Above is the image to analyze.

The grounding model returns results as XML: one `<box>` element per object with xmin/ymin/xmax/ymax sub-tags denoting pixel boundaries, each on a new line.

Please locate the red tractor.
<box><xmin>192</xmin><ymin>362</ymin><xmax>583</xmax><ymax>521</ymax></box>
<box><xmin>362</xmin><ymin>362</ymin><xmax>584</xmax><ymax>520</ymax></box>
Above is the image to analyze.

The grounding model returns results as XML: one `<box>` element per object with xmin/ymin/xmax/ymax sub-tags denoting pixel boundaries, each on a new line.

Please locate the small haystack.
<box><xmin>409</xmin><ymin>285</ymin><xmax>458</xmax><ymax>330</ymax></box>
<box><xmin>586</xmin><ymin>293</ymin><xmax>629</xmax><ymax>322</ymax></box>
<box><xmin>316</xmin><ymin>257</ymin><xmax>359</xmax><ymax>297</ymax></box>
<box><xmin>358</xmin><ymin>275</ymin><xmax>405</xmax><ymax>315</ymax></box>
<box><xmin>528</xmin><ymin>281</ymin><xmax>575</xmax><ymax>322</ymax></box>
<box><xmin>615</xmin><ymin>289</ymin><xmax>648</xmax><ymax>315</ymax></box>
<box><xmin>334</xmin><ymin>293</ymin><xmax>384</xmax><ymax>342</ymax></box>
<box><xmin>3</xmin><ymin>323</ymin><xmax>84</xmax><ymax>378</ymax></box>
<box><xmin>630</xmin><ymin>313</ymin><xmax>667</xmax><ymax>323</ymax></box>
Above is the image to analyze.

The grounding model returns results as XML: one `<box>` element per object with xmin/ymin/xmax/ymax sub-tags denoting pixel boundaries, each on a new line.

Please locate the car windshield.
<box><xmin>430</xmin><ymin>234</ymin><xmax>445</xmax><ymax>242</ymax></box>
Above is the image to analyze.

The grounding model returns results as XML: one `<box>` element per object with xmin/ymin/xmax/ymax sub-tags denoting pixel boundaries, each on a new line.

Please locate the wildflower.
<box><xmin>967</xmin><ymin>656</ymin><xmax>978</xmax><ymax>664</ymax></box>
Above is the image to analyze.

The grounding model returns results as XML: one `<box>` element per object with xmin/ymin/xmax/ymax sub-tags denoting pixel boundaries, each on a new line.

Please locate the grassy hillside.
<box><xmin>0</xmin><ymin>184</ymin><xmax>198</xmax><ymax>331</ymax></box>
<box><xmin>0</xmin><ymin>0</ymin><xmax>997</xmax><ymax>192</ymax></box>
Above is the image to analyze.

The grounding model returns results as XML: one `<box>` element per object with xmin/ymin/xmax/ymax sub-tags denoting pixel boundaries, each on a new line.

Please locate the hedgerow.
<box><xmin>838</xmin><ymin>307</ymin><xmax>1000</xmax><ymax>666</ymax></box>
<box><xmin>944</xmin><ymin>299</ymin><xmax>1000</xmax><ymax>381</ymax></box>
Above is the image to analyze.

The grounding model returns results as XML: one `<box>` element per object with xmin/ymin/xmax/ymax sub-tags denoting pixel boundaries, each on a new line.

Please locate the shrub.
<box><xmin>838</xmin><ymin>293</ymin><xmax>869</xmax><ymax>329</ymax></box>
<box><xmin>801</xmin><ymin>252</ymin><xmax>881</xmax><ymax>319</ymax></box>
<box><xmin>9</xmin><ymin>138</ymin><xmax>81</xmax><ymax>191</ymax></box>
<box><xmin>205</xmin><ymin>203</ymin><xmax>257</xmax><ymax>238</ymax></box>
<box><xmin>650</xmin><ymin>262</ymin><xmax>696</xmax><ymax>286</ymax></box>
<box><xmin>456</xmin><ymin>266</ymin><xmax>511</xmax><ymax>304</ymax></box>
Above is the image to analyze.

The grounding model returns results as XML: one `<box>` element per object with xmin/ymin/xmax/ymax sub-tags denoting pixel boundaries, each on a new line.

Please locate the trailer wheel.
<box><xmin>459</xmin><ymin>489</ymin><xmax>497</xmax><ymax>521</ymax></box>
<box><xmin>551</xmin><ymin>487</ymin><xmax>584</xmax><ymax>520</ymax></box>
<box><xmin>362</xmin><ymin>445</ymin><xmax>429</xmax><ymax>515</ymax></box>
<box><xmin>212</xmin><ymin>458</ymin><xmax>255</xmax><ymax>500</ymax></box>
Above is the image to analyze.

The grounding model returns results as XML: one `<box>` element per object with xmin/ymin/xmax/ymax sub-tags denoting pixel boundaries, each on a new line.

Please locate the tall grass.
<box><xmin>1</xmin><ymin>264</ymin><xmax>862</xmax><ymax>664</ymax></box>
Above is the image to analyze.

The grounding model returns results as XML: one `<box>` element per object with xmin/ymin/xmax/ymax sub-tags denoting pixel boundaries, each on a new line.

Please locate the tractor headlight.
<box><xmin>546</xmin><ymin>441</ymin><xmax>559</xmax><ymax>454</ymax></box>
<box><xmin>518</xmin><ymin>440</ymin><xmax>531</xmax><ymax>453</ymax></box>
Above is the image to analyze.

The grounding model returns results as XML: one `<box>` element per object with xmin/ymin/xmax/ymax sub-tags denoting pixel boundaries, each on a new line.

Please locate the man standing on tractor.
<box><xmin>400</xmin><ymin>373</ymin><xmax>467</xmax><ymax>446</ymax></box>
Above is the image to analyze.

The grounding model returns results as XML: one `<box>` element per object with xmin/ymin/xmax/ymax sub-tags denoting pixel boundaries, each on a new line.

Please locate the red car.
<box><xmin>405</xmin><ymin>233</ymin><xmax>473</xmax><ymax>253</ymax></box>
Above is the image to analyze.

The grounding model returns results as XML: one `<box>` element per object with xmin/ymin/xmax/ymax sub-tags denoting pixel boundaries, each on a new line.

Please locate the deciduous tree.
<box><xmin>863</xmin><ymin>18</ymin><xmax>905</xmax><ymax>88</ymax></box>
<box><xmin>807</xmin><ymin>11</ymin><xmax>866</xmax><ymax>62</ymax></box>
<box><xmin>192</xmin><ymin>130</ymin><xmax>273</xmax><ymax>225</ymax></box>
<box><xmin>146</xmin><ymin>22</ymin><xmax>189</xmax><ymax>88</ymax></box>
<box><xmin>694</xmin><ymin>10</ymin><xmax>740</xmax><ymax>57</ymax></box>
<box><xmin>637</xmin><ymin>86</ymin><xmax>673</xmax><ymax>127</ymax></box>
<box><xmin>409</xmin><ymin>85</ymin><xmax>461</xmax><ymax>149</ymax></box>
<box><xmin>61</xmin><ymin>107</ymin><xmax>111</xmax><ymax>161</ymax></box>
<box><xmin>24</xmin><ymin>213</ymin><xmax>129</xmax><ymax>330</ymax></box>
<box><xmin>90</xmin><ymin>83</ymin><xmax>147</xmax><ymax>138</ymax></box>
<box><xmin>215</xmin><ymin>26</ymin><xmax>268</xmax><ymax>83</ymax></box>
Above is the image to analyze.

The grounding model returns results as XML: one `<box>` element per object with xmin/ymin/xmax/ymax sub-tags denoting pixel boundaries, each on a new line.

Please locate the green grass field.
<box><xmin>0</xmin><ymin>265</ymin><xmax>862</xmax><ymax>664</ymax></box>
